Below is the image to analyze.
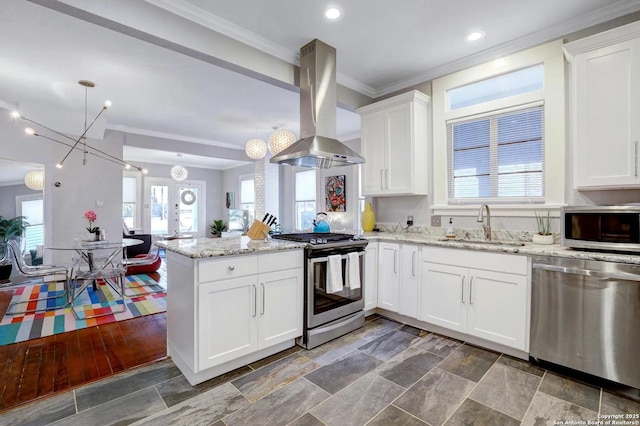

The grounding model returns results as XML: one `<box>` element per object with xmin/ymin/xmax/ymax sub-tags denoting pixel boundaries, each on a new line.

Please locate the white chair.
<box><xmin>5</xmin><ymin>239</ymin><xmax>71</xmax><ymax>315</ymax></box>
<box><xmin>69</xmin><ymin>247</ymin><xmax>127</xmax><ymax>320</ymax></box>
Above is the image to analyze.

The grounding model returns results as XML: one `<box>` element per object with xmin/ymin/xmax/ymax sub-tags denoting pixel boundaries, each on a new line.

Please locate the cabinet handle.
<box><xmin>260</xmin><ymin>283</ymin><xmax>265</xmax><ymax>315</ymax></box>
<box><xmin>469</xmin><ymin>277</ymin><xmax>474</xmax><ymax>305</ymax></box>
<box><xmin>228</xmin><ymin>265</ymin><xmax>235</xmax><ymax>271</ymax></box>
<box><xmin>385</xmin><ymin>169</ymin><xmax>389</xmax><ymax>190</ymax></box>
<box><xmin>252</xmin><ymin>284</ymin><xmax>257</xmax><ymax>317</ymax></box>
<box><xmin>393</xmin><ymin>250</ymin><xmax>397</xmax><ymax>274</ymax></box>
<box><xmin>411</xmin><ymin>251</ymin><xmax>416</xmax><ymax>276</ymax></box>
<box><xmin>635</xmin><ymin>141</ymin><xmax>638</xmax><ymax>177</ymax></box>
<box><xmin>461</xmin><ymin>276</ymin><xmax>465</xmax><ymax>303</ymax></box>
<box><xmin>380</xmin><ymin>169</ymin><xmax>384</xmax><ymax>190</ymax></box>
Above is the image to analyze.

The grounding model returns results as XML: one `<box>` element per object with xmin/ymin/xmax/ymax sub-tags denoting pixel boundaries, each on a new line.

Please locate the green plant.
<box><xmin>209</xmin><ymin>219</ymin><xmax>228</xmax><ymax>237</ymax></box>
<box><xmin>0</xmin><ymin>215</ymin><xmax>29</xmax><ymax>265</ymax></box>
<box><xmin>535</xmin><ymin>210</ymin><xmax>552</xmax><ymax>235</ymax></box>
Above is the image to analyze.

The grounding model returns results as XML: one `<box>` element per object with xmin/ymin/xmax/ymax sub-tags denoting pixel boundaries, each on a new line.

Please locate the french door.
<box><xmin>144</xmin><ymin>178</ymin><xmax>206</xmax><ymax>237</ymax></box>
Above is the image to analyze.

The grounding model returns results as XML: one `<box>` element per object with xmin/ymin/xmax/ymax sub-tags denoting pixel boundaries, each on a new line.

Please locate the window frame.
<box><xmin>123</xmin><ymin>171</ymin><xmax>141</xmax><ymax>231</ymax></box>
<box><xmin>432</xmin><ymin>39</ymin><xmax>566</xmax><ymax>218</ymax></box>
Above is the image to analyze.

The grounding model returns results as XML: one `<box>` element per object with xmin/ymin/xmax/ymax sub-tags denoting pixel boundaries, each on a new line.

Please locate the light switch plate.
<box><xmin>431</xmin><ymin>215</ymin><xmax>441</xmax><ymax>227</ymax></box>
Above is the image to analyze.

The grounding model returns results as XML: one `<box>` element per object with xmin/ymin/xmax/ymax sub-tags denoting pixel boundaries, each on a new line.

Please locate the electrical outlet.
<box><xmin>406</xmin><ymin>215</ymin><xmax>414</xmax><ymax>226</ymax></box>
<box><xmin>431</xmin><ymin>215</ymin><xmax>441</xmax><ymax>227</ymax></box>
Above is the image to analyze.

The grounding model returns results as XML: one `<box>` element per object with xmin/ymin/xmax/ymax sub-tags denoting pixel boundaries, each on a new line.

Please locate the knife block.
<box><xmin>247</xmin><ymin>220</ymin><xmax>271</xmax><ymax>240</ymax></box>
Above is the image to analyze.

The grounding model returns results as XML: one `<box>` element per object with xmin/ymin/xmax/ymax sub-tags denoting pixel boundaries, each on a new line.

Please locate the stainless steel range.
<box><xmin>272</xmin><ymin>232</ymin><xmax>368</xmax><ymax>349</ymax></box>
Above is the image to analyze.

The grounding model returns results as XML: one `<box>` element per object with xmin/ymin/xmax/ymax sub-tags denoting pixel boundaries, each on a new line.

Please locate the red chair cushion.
<box><xmin>125</xmin><ymin>254</ymin><xmax>162</xmax><ymax>275</ymax></box>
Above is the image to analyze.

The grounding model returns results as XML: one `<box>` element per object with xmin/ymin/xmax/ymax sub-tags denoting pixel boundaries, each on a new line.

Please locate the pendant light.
<box><xmin>268</xmin><ymin>126</ymin><xmax>296</xmax><ymax>155</ymax></box>
<box><xmin>24</xmin><ymin>169</ymin><xmax>45</xmax><ymax>190</ymax></box>
<box><xmin>245</xmin><ymin>138</ymin><xmax>267</xmax><ymax>160</ymax></box>
<box><xmin>170</xmin><ymin>153</ymin><xmax>188</xmax><ymax>181</ymax></box>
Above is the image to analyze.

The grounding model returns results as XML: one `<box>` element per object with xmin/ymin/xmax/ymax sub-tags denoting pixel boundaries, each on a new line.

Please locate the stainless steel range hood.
<box><xmin>270</xmin><ymin>39</ymin><xmax>365</xmax><ymax>169</ymax></box>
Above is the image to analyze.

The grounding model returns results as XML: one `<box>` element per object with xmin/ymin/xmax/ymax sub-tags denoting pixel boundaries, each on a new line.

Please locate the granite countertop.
<box><xmin>155</xmin><ymin>236</ymin><xmax>306</xmax><ymax>259</ymax></box>
<box><xmin>364</xmin><ymin>231</ymin><xmax>640</xmax><ymax>265</ymax></box>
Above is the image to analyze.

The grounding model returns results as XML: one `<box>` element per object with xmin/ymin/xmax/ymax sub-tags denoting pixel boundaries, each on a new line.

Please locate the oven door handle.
<box><xmin>310</xmin><ymin>251</ymin><xmax>365</xmax><ymax>264</ymax></box>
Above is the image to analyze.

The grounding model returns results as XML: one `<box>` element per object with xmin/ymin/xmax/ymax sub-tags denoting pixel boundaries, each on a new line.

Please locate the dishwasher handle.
<box><xmin>533</xmin><ymin>262</ymin><xmax>640</xmax><ymax>282</ymax></box>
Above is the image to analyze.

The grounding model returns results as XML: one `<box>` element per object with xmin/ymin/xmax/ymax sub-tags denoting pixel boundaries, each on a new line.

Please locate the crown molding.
<box><xmin>144</xmin><ymin>0</ymin><xmax>298</xmax><ymax>65</ymax></box>
<box><xmin>336</xmin><ymin>72</ymin><xmax>376</xmax><ymax>98</ymax></box>
<box><xmin>107</xmin><ymin>124</ymin><xmax>244</xmax><ymax>150</ymax></box>
<box><xmin>376</xmin><ymin>0</ymin><xmax>640</xmax><ymax>97</ymax></box>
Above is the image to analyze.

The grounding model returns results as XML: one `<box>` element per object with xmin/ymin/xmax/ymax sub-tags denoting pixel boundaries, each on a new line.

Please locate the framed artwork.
<box><xmin>325</xmin><ymin>175</ymin><xmax>346</xmax><ymax>212</ymax></box>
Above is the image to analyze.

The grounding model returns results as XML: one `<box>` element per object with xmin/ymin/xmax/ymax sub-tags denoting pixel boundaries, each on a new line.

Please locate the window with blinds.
<box><xmin>447</xmin><ymin>103</ymin><xmax>544</xmax><ymax>202</ymax></box>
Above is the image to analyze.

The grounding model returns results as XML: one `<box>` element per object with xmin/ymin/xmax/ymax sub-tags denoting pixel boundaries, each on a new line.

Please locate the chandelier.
<box><xmin>268</xmin><ymin>127</ymin><xmax>296</xmax><ymax>155</ymax></box>
<box><xmin>170</xmin><ymin>153</ymin><xmax>188</xmax><ymax>181</ymax></box>
<box><xmin>245</xmin><ymin>138</ymin><xmax>267</xmax><ymax>160</ymax></box>
<box><xmin>11</xmin><ymin>80</ymin><xmax>147</xmax><ymax>173</ymax></box>
<box><xmin>24</xmin><ymin>169</ymin><xmax>45</xmax><ymax>191</ymax></box>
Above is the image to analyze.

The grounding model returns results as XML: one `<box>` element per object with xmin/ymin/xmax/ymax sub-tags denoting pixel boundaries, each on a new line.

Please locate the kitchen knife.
<box><xmin>262</xmin><ymin>213</ymin><xmax>269</xmax><ymax>223</ymax></box>
<box><xmin>265</xmin><ymin>214</ymin><xmax>273</xmax><ymax>225</ymax></box>
<box><xmin>268</xmin><ymin>216</ymin><xmax>277</xmax><ymax>226</ymax></box>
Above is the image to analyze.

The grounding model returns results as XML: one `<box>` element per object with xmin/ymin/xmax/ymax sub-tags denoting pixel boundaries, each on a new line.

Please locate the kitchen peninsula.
<box><xmin>156</xmin><ymin>236</ymin><xmax>306</xmax><ymax>385</ymax></box>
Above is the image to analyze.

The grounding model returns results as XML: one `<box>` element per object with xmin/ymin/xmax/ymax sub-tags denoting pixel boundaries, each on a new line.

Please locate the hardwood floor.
<box><xmin>0</xmin><ymin>268</ymin><xmax>168</xmax><ymax>413</ymax></box>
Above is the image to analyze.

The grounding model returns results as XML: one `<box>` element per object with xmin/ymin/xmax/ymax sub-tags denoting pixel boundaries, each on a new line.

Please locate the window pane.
<box><xmin>295</xmin><ymin>170</ymin><xmax>316</xmax><ymax>201</ymax></box>
<box><xmin>150</xmin><ymin>185</ymin><xmax>169</xmax><ymax>234</ymax></box>
<box><xmin>296</xmin><ymin>201</ymin><xmax>316</xmax><ymax>231</ymax></box>
<box><xmin>21</xmin><ymin>199</ymin><xmax>43</xmax><ymax>225</ymax></box>
<box><xmin>178</xmin><ymin>187</ymin><xmax>198</xmax><ymax>233</ymax></box>
<box><xmin>240</xmin><ymin>179</ymin><xmax>255</xmax><ymax>204</ymax></box>
<box><xmin>123</xmin><ymin>202</ymin><xmax>135</xmax><ymax>228</ymax></box>
<box><xmin>448</xmin><ymin>64</ymin><xmax>543</xmax><ymax>110</ymax></box>
<box><xmin>123</xmin><ymin>176</ymin><xmax>137</xmax><ymax>203</ymax></box>
<box><xmin>448</xmin><ymin>104</ymin><xmax>544</xmax><ymax>202</ymax></box>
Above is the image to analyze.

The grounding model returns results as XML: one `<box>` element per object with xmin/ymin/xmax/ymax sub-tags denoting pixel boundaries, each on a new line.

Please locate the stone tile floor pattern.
<box><xmin>2</xmin><ymin>315</ymin><xmax>639</xmax><ymax>425</ymax></box>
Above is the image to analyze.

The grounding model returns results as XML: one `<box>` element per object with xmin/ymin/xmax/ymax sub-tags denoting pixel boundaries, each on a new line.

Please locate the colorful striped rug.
<box><xmin>0</xmin><ymin>274</ymin><xmax>166</xmax><ymax>346</ymax></box>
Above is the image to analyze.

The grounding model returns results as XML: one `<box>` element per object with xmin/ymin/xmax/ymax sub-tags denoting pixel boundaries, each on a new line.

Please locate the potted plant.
<box><xmin>0</xmin><ymin>215</ymin><xmax>29</xmax><ymax>281</ymax></box>
<box><xmin>209</xmin><ymin>219</ymin><xmax>228</xmax><ymax>238</ymax></box>
<box><xmin>533</xmin><ymin>210</ymin><xmax>554</xmax><ymax>245</ymax></box>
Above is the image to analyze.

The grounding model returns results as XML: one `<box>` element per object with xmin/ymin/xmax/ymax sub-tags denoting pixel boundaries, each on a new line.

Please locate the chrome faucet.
<box><xmin>477</xmin><ymin>204</ymin><xmax>491</xmax><ymax>240</ymax></box>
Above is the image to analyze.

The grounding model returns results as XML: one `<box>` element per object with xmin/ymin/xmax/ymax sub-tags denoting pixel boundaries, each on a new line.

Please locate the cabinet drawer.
<box><xmin>422</xmin><ymin>247</ymin><xmax>527</xmax><ymax>275</ymax></box>
<box><xmin>198</xmin><ymin>255</ymin><xmax>257</xmax><ymax>284</ymax></box>
<box><xmin>258</xmin><ymin>250</ymin><xmax>304</xmax><ymax>274</ymax></box>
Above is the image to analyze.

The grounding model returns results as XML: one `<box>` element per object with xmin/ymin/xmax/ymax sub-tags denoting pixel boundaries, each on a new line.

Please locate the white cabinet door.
<box><xmin>467</xmin><ymin>269</ymin><xmax>528</xmax><ymax>351</ymax></box>
<box><xmin>385</xmin><ymin>103</ymin><xmax>413</xmax><ymax>194</ymax></box>
<box><xmin>364</xmin><ymin>242</ymin><xmax>378</xmax><ymax>311</ymax></box>
<box><xmin>361</xmin><ymin>112</ymin><xmax>387</xmax><ymax>195</ymax></box>
<box><xmin>258</xmin><ymin>268</ymin><xmax>303</xmax><ymax>349</ymax></box>
<box><xmin>378</xmin><ymin>242</ymin><xmax>399</xmax><ymax>312</ymax></box>
<box><xmin>399</xmin><ymin>243</ymin><xmax>419</xmax><ymax>318</ymax></box>
<box><xmin>574</xmin><ymin>39</ymin><xmax>640</xmax><ymax>188</ymax></box>
<box><xmin>420</xmin><ymin>262</ymin><xmax>467</xmax><ymax>333</ymax></box>
<box><xmin>198</xmin><ymin>276</ymin><xmax>258</xmax><ymax>370</ymax></box>
<box><xmin>358</xmin><ymin>91</ymin><xmax>430</xmax><ymax>196</ymax></box>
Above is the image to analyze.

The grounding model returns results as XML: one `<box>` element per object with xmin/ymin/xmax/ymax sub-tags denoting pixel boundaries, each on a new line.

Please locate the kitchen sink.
<box><xmin>437</xmin><ymin>238</ymin><xmax>525</xmax><ymax>247</ymax></box>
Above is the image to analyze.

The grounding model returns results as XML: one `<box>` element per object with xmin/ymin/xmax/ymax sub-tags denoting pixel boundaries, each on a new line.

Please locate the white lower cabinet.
<box><xmin>364</xmin><ymin>242</ymin><xmax>378</xmax><ymax>311</ymax></box>
<box><xmin>197</xmin><ymin>251</ymin><xmax>303</xmax><ymax>372</ymax></box>
<box><xmin>399</xmin><ymin>243</ymin><xmax>419</xmax><ymax>318</ymax></box>
<box><xmin>378</xmin><ymin>242</ymin><xmax>400</xmax><ymax>312</ymax></box>
<box><xmin>419</xmin><ymin>247</ymin><xmax>529</xmax><ymax>351</ymax></box>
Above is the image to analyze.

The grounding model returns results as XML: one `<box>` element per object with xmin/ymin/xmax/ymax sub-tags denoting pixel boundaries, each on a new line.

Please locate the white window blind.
<box><xmin>447</xmin><ymin>103</ymin><xmax>544</xmax><ymax>203</ymax></box>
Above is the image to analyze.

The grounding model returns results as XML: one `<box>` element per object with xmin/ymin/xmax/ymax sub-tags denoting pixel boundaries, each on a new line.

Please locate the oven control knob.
<box><xmin>310</xmin><ymin>238</ymin><xmax>317</xmax><ymax>244</ymax></box>
<box><xmin>320</xmin><ymin>238</ymin><xmax>327</xmax><ymax>244</ymax></box>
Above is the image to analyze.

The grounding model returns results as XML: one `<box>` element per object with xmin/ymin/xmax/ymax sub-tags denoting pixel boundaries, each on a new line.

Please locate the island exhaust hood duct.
<box><xmin>270</xmin><ymin>39</ymin><xmax>365</xmax><ymax>169</ymax></box>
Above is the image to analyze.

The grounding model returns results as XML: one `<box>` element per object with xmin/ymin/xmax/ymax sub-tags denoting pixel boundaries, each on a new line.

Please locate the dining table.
<box><xmin>46</xmin><ymin>238</ymin><xmax>144</xmax><ymax>290</ymax></box>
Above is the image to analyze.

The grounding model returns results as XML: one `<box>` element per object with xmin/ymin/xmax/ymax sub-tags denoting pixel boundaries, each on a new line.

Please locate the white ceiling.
<box><xmin>1</xmin><ymin>0</ymin><xmax>639</xmax><ymax>177</ymax></box>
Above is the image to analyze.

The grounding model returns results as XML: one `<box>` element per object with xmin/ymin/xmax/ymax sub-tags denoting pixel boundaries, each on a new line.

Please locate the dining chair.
<box><xmin>122</xmin><ymin>244</ymin><xmax>164</xmax><ymax>297</ymax></box>
<box><xmin>69</xmin><ymin>248</ymin><xmax>128</xmax><ymax>320</ymax></box>
<box><xmin>5</xmin><ymin>239</ymin><xmax>71</xmax><ymax>315</ymax></box>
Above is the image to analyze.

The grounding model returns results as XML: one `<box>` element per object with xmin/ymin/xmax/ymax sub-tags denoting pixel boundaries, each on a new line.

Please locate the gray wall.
<box><xmin>0</xmin><ymin>184</ymin><xmax>41</xmax><ymax>219</ymax></box>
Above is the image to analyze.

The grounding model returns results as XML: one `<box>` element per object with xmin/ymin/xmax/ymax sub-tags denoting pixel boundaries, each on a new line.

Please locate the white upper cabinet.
<box><xmin>357</xmin><ymin>90</ymin><xmax>430</xmax><ymax>196</ymax></box>
<box><xmin>565</xmin><ymin>21</ymin><xmax>640</xmax><ymax>189</ymax></box>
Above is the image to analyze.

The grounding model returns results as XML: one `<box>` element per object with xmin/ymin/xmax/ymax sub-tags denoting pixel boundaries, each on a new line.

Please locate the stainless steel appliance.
<box><xmin>531</xmin><ymin>255</ymin><xmax>640</xmax><ymax>388</ymax></box>
<box><xmin>270</xmin><ymin>39</ymin><xmax>365</xmax><ymax>169</ymax></box>
<box><xmin>562</xmin><ymin>205</ymin><xmax>640</xmax><ymax>253</ymax></box>
<box><xmin>271</xmin><ymin>232</ymin><xmax>368</xmax><ymax>349</ymax></box>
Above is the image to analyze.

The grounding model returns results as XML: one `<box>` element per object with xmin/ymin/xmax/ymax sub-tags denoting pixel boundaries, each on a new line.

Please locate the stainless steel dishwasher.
<box><xmin>531</xmin><ymin>255</ymin><xmax>640</xmax><ymax>389</ymax></box>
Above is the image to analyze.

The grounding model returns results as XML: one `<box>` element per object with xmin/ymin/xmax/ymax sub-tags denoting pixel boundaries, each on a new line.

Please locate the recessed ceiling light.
<box><xmin>465</xmin><ymin>30</ymin><xmax>485</xmax><ymax>42</ymax></box>
<box><xmin>324</xmin><ymin>7</ymin><xmax>342</xmax><ymax>20</ymax></box>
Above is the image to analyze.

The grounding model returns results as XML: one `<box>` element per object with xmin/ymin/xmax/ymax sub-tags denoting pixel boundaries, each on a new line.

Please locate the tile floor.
<box><xmin>2</xmin><ymin>315</ymin><xmax>639</xmax><ymax>425</ymax></box>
